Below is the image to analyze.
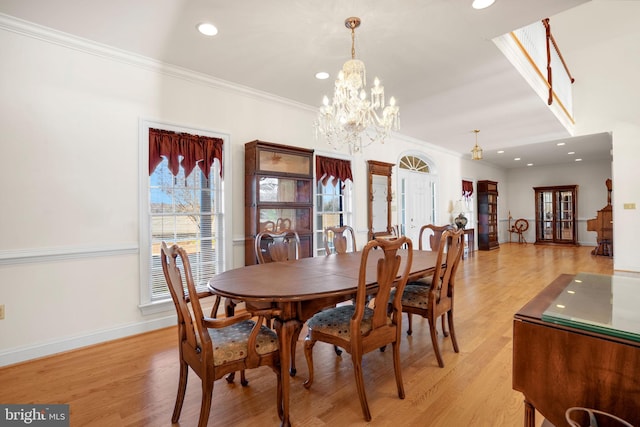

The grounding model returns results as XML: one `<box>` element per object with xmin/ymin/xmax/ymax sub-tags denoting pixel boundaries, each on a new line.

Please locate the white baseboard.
<box><xmin>0</xmin><ymin>315</ymin><xmax>176</xmax><ymax>367</ymax></box>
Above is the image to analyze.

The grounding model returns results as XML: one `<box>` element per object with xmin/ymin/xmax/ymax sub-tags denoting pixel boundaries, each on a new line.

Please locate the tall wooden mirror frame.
<box><xmin>367</xmin><ymin>160</ymin><xmax>395</xmax><ymax>240</ymax></box>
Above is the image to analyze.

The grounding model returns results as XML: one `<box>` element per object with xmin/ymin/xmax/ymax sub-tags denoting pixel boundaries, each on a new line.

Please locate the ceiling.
<box><xmin>0</xmin><ymin>0</ymin><xmax>615</xmax><ymax>168</ymax></box>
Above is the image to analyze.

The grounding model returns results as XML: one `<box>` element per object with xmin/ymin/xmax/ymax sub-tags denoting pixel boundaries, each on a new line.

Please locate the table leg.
<box><xmin>273</xmin><ymin>317</ymin><xmax>301</xmax><ymax>427</ymax></box>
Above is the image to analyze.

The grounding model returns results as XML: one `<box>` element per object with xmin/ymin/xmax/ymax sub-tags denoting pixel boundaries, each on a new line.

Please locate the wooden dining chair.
<box><xmin>160</xmin><ymin>242</ymin><xmax>282</xmax><ymax>427</ymax></box>
<box><xmin>393</xmin><ymin>228</ymin><xmax>464</xmax><ymax>367</ymax></box>
<box><xmin>323</xmin><ymin>225</ymin><xmax>357</xmax><ymax>356</ymax></box>
<box><xmin>255</xmin><ymin>229</ymin><xmax>301</xmax><ymax>263</ymax></box>
<box><xmin>323</xmin><ymin>225</ymin><xmax>357</xmax><ymax>255</ymax></box>
<box><xmin>254</xmin><ymin>228</ymin><xmax>304</xmax><ymax>375</ymax></box>
<box><xmin>407</xmin><ymin>223</ymin><xmax>455</xmax><ymax>334</ymax></box>
<box><xmin>303</xmin><ymin>236</ymin><xmax>413</xmax><ymax>421</ymax></box>
<box><xmin>417</xmin><ymin>223</ymin><xmax>455</xmax><ymax>251</ymax></box>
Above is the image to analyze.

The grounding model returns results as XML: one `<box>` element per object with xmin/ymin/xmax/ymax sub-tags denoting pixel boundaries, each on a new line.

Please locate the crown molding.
<box><xmin>0</xmin><ymin>13</ymin><xmax>315</xmax><ymax>113</ymax></box>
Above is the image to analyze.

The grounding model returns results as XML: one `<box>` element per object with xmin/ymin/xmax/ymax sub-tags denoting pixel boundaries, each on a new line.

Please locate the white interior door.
<box><xmin>399</xmin><ymin>168</ymin><xmax>434</xmax><ymax>246</ymax></box>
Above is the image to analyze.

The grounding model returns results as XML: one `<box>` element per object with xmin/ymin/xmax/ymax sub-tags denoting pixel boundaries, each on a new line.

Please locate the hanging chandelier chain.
<box><xmin>351</xmin><ymin>26</ymin><xmax>356</xmax><ymax>59</ymax></box>
<box><xmin>345</xmin><ymin>17</ymin><xmax>360</xmax><ymax>60</ymax></box>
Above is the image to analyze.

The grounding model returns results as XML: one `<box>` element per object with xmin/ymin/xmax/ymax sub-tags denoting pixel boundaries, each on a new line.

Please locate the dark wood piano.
<box><xmin>586</xmin><ymin>178</ymin><xmax>613</xmax><ymax>256</ymax></box>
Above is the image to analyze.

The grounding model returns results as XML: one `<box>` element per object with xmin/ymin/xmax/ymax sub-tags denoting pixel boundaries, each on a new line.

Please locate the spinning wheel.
<box><xmin>509</xmin><ymin>218</ymin><xmax>529</xmax><ymax>244</ymax></box>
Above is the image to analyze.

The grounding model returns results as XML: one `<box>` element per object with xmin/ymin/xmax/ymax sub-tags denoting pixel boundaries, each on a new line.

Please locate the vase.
<box><xmin>454</xmin><ymin>213</ymin><xmax>468</xmax><ymax>230</ymax></box>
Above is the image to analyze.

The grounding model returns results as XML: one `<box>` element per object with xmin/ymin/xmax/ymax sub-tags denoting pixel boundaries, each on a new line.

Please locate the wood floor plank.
<box><xmin>0</xmin><ymin>244</ymin><xmax>613</xmax><ymax>426</ymax></box>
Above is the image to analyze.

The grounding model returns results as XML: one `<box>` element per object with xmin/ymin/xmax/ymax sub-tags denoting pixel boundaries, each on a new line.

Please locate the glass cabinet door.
<box><xmin>258</xmin><ymin>177</ymin><xmax>311</xmax><ymax>203</ymax></box>
<box><xmin>556</xmin><ymin>190</ymin><xmax>574</xmax><ymax>241</ymax></box>
<box><xmin>534</xmin><ymin>185</ymin><xmax>578</xmax><ymax>245</ymax></box>
<box><xmin>257</xmin><ymin>147</ymin><xmax>311</xmax><ymax>175</ymax></box>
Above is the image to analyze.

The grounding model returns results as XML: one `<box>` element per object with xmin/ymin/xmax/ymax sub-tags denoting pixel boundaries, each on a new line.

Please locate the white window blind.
<box><xmin>149</xmin><ymin>156</ymin><xmax>223</xmax><ymax>301</ymax></box>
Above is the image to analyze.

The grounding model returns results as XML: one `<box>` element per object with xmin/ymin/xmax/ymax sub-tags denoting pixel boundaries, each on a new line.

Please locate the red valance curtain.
<box><xmin>149</xmin><ymin>128</ymin><xmax>223</xmax><ymax>178</ymax></box>
<box><xmin>462</xmin><ymin>180</ymin><xmax>474</xmax><ymax>198</ymax></box>
<box><xmin>315</xmin><ymin>156</ymin><xmax>353</xmax><ymax>186</ymax></box>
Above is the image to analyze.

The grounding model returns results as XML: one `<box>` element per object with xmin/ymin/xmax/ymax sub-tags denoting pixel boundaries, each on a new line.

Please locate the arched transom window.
<box><xmin>399</xmin><ymin>155</ymin><xmax>430</xmax><ymax>173</ymax></box>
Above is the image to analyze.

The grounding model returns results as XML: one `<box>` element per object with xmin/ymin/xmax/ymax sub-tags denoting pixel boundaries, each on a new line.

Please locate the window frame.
<box><xmin>314</xmin><ymin>154</ymin><xmax>354</xmax><ymax>256</ymax></box>
<box><xmin>138</xmin><ymin>119</ymin><xmax>231</xmax><ymax>315</ymax></box>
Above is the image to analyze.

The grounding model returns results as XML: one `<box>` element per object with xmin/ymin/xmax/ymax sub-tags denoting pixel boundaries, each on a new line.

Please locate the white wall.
<box><xmin>611</xmin><ymin>122</ymin><xmax>640</xmax><ymax>273</ymax></box>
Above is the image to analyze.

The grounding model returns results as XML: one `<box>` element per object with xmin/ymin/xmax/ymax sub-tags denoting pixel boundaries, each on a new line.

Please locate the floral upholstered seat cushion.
<box><xmin>307</xmin><ymin>305</ymin><xmax>391</xmax><ymax>340</ymax></box>
<box><xmin>207</xmin><ymin>320</ymin><xmax>279</xmax><ymax>366</ymax></box>
<box><xmin>410</xmin><ymin>276</ymin><xmax>433</xmax><ymax>286</ymax></box>
<box><xmin>391</xmin><ymin>284</ymin><xmax>433</xmax><ymax>310</ymax></box>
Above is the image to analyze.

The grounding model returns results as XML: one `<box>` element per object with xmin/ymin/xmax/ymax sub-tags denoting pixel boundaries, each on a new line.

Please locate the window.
<box><xmin>315</xmin><ymin>155</ymin><xmax>353</xmax><ymax>256</ymax></box>
<box><xmin>315</xmin><ymin>179</ymin><xmax>352</xmax><ymax>256</ymax></box>
<box><xmin>139</xmin><ymin>122</ymin><xmax>225</xmax><ymax>312</ymax></box>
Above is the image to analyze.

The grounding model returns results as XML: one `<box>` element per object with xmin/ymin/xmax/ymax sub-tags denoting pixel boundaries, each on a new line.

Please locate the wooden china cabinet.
<box><xmin>244</xmin><ymin>140</ymin><xmax>314</xmax><ymax>265</ymax></box>
<box><xmin>533</xmin><ymin>185</ymin><xmax>578</xmax><ymax>246</ymax></box>
<box><xmin>477</xmin><ymin>180</ymin><xmax>499</xmax><ymax>251</ymax></box>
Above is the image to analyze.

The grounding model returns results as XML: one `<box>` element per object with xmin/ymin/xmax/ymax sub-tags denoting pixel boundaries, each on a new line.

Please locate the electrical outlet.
<box><xmin>0</xmin><ymin>304</ymin><xmax>4</xmax><ymax>320</ymax></box>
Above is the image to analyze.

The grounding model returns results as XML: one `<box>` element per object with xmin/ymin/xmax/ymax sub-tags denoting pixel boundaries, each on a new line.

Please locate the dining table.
<box><xmin>208</xmin><ymin>248</ymin><xmax>439</xmax><ymax>427</ymax></box>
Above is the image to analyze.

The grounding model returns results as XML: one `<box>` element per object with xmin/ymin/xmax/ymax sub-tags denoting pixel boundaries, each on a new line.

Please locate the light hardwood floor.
<box><xmin>0</xmin><ymin>243</ymin><xmax>614</xmax><ymax>426</ymax></box>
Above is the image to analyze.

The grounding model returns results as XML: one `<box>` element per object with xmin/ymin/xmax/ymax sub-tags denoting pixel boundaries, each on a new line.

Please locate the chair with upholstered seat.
<box><xmin>417</xmin><ymin>224</ymin><xmax>455</xmax><ymax>251</ymax></box>
<box><xmin>323</xmin><ymin>225</ymin><xmax>357</xmax><ymax>255</ymax></box>
<box><xmin>323</xmin><ymin>225</ymin><xmax>357</xmax><ymax>356</ymax></box>
<box><xmin>160</xmin><ymin>242</ymin><xmax>282</xmax><ymax>427</ymax></box>
<box><xmin>224</xmin><ymin>229</ymin><xmax>302</xmax><ymax>318</ymax></box>
<box><xmin>255</xmin><ymin>229</ymin><xmax>301</xmax><ymax>263</ymax></box>
<box><xmin>303</xmin><ymin>236</ymin><xmax>413</xmax><ymax>421</ymax></box>
<box><xmin>406</xmin><ymin>224</ymin><xmax>455</xmax><ymax>334</ymax></box>
<box><xmin>394</xmin><ymin>228</ymin><xmax>464</xmax><ymax>367</ymax></box>
<box><xmin>254</xmin><ymin>228</ymin><xmax>303</xmax><ymax>375</ymax></box>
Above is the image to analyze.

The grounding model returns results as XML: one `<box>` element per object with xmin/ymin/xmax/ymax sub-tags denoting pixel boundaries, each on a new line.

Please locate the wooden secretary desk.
<box><xmin>513</xmin><ymin>273</ymin><xmax>640</xmax><ymax>427</ymax></box>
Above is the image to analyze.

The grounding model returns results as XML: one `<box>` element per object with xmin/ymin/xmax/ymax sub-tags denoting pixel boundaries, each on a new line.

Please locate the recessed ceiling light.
<box><xmin>497</xmin><ymin>150</ymin><xmax>505</xmax><ymax>154</ymax></box>
<box><xmin>197</xmin><ymin>22</ymin><xmax>218</xmax><ymax>36</ymax></box>
<box><xmin>568</xmin><ymin>151</ymin><xmax>575</xmax><ymax>155</ymax></box>
<box><xmin>575</xmin><ymin>158</ymin><xmax>583</xmax><ymax>162</ymax></box>
<box><xmin>514</xmin><ymin>157</ymin><xmax>521</xmax><ymax>161</ymax></box>
<box><xmin>527</xmin><ymin>163</ymin><xmax>533</xmax><ymax>166</ymax></box>
<box><xmin>472</xmin><ymin>0</ymin><xmax>495</xmax><ymax>10</ymax></box>
<box><xmin>557</xmin><ymin>142</ymin><xmax>566</xmax><ymax>146</ymax></box>
<box><xmin>315</xmin><ymin>72</ymin><xmax>329</xmax><ymax>80</ymax></box>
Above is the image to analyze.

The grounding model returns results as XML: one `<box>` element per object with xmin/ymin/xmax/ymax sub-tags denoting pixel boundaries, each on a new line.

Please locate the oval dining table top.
<box><xmin>208</xmin><ymin>249</ymin><xmax>439</xmax><ymax>303</ymax></box>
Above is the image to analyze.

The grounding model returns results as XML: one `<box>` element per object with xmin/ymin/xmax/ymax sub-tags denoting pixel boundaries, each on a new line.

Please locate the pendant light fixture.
<box><xmin>471</xmin><ymin>129</ymin><xmax>483</xmax><ymax>160</ymax></box>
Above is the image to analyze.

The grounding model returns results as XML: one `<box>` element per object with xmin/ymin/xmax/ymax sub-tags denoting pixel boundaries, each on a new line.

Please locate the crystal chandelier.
<box><xmin>471</xmin><ymin>129</ymin><xmax>483</xmax><ymax>160</ymax></box>
<box><xmin>315</xmin><ymin>17</ymin><xmax>400</xmax><ymax>154</ymax></box>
